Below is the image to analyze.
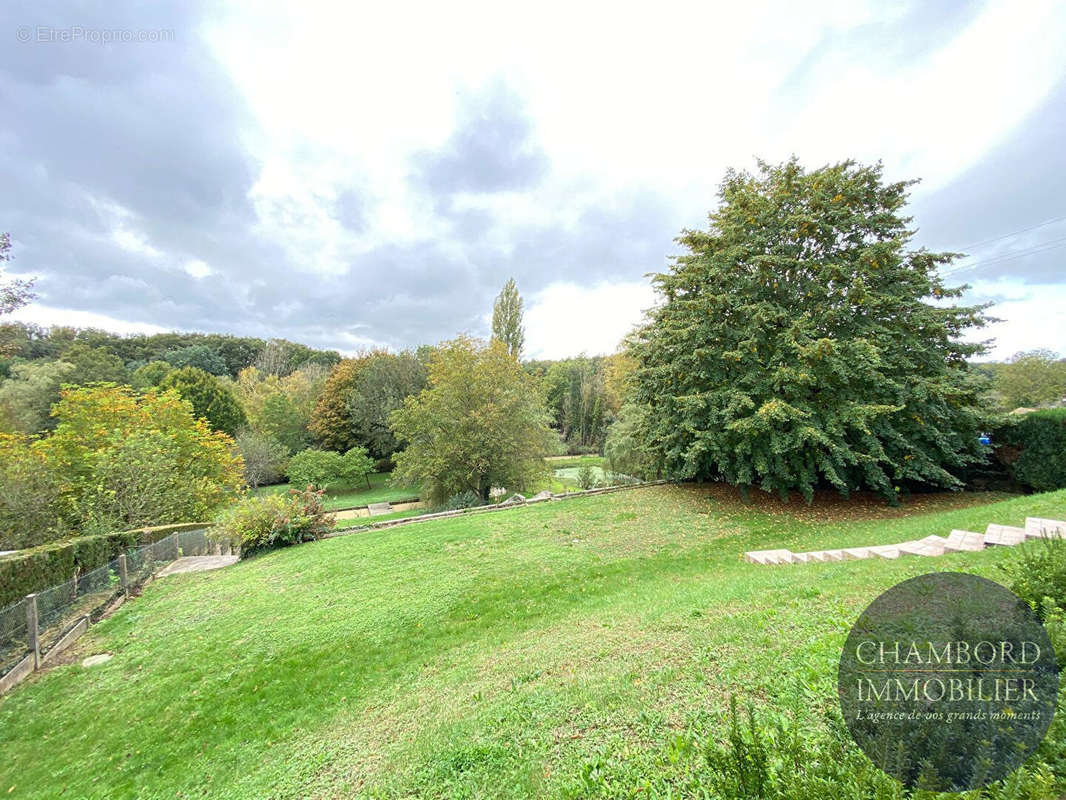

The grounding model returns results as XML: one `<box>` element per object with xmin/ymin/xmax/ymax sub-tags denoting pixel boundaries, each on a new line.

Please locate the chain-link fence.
<box><xmin>0</xmin><ymin>597</ymin><xmax>28</xmax><ymax>680</ymax></box>
<box><xmin>0</xmin><ymin>527</ymin><xmax>218</xmax><ymax>686</ymax></box>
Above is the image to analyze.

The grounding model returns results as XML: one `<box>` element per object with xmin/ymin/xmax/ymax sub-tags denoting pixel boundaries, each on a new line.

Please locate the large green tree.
<box><xmin>160</xmin><ymin>366</ymin><xmax>247</xmax><ymax>436</ymax></box>
<box><xmin>987</xmin><ymin>349</ymin><xmax>1066</xmax><ymax>410</ymax></box>
<box><xmin>491</xmin><ymin>277</ymin><xmax>525</xmax><ymax>359</ymax></box>
<box><xmin>346</xmin><ymin>351</ymin><xmax>427</xmax><ymax>459</ymax></box>
<box><xmin>631</xmin><ymin>158</ymin><xmax>992</xmax><ymax>501</ymax></box>
<box><xmin>390</xmin><ymin>337</ymin><xmax>555</xmax><ymax>503</ymax></box>
<box><xmin>0</xmin><ymin>359</ymin><xmax>75</xmax><ymax>433</ymax></box>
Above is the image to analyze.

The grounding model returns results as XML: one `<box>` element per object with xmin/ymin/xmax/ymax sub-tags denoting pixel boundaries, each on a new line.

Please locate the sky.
<box><xmin>2</xmin><ymin>0</ymin><xmax>1065</xmax><ymax>361</ymax></box>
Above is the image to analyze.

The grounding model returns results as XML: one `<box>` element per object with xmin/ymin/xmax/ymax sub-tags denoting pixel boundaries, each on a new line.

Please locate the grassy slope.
<box><xmin>2</xmin><ymin>486</ymin><xmax>1065</xmax><ymax>798</ymax></box>
<box><xmin>253</xmin><ymin>472</ymin><xmax>419</xmax><ymax>510</ymax></box>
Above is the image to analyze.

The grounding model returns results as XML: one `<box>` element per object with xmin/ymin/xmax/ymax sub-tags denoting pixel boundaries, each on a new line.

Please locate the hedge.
<box><xmin>0</xmin><ymin>522</ymin><xmax>209</xmax><ymax>610</ymax></box>
<box><xmin>993</xmin><ymin>408</ymin><xmax>1066</xmax><ymax>493</ymax></box>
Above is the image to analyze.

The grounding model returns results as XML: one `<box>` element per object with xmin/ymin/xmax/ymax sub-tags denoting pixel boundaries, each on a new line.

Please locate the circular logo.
<box><xmin>838</xmin><ymin>572</ymin><xmax>1058</xmax><ymax>791</ymax></box>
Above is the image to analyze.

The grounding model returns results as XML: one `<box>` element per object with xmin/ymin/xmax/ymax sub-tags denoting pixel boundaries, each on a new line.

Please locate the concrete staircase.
<box><xmin>744</xmin><ymin>517</ymin><xmax>1066</xmax><ymax>565</ymax></box>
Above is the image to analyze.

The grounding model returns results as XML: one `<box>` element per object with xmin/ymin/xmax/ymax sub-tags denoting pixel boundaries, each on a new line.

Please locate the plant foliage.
<box><xmin>631</xmin><ymin>158</ymin><xmax>993</xmax><ymax>501</ymax></box>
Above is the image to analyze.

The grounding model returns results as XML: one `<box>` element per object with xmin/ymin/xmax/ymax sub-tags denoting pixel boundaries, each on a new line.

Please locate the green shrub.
<box><xmin>1000</xmin><ymin>536</ymin><xmax>1066</xmax><ymax>619</ymax></box>
<box><xmin>0</xmin><ymin>523</ymin><xmax>206</xmax><ymax>608</ymax></box>
<box><xmin>341</xmin><ymin>446</ymin><xmax>375</xmax><ymax>488</ymax></box>
<box><xmin>576</xmin><ymin>464</ymin><xmax>596</xmax><ymax>490</ymax></box>
<box><xmin>995</xmin><ymin>408</ymin><xmax>1066</xmax><ymax>492</ymax></box>
<box><xmin>286</xmin><ymin>448</ymin><xmax>346</xmax><ymax>490</ymax></box>
<box><xmin>442</xmin><ymin>490</ymin><xmax>484</xmax><ymax>511</ymax></box>
<box><xmin>218</xmin><ymin>487</ymin><xmax>333</xmax><ymax>558</ymax></box>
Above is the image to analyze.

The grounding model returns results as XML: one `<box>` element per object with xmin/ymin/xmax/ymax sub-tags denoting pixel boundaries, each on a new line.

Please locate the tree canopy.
<box><xmin>984</xmin><ymin>349</ymin><xmax>1066</xmax><ymax>410</ymax></box>
<box><xmin>631</xmin><ymin>158</ymin><xmax>992</xmax><ymax>501</ymax></box>
<box><xmin>491</xmin><ymin>277</ymin><xmax>525</xmax><ymax>359</ymax></box>
<box><xmin>390</xmin><ymin>336</ymin><xmax>555</xmax><ymax>503</ymax></box>
<box><xmin>346</xmin><ymin>351</ymin><xmax>427</xmax><ymax>459</ymax></box>
<box><xmin>160</xmin><ymin>366</ymin><xmax>247</xmax><ymax>436</ymax></box>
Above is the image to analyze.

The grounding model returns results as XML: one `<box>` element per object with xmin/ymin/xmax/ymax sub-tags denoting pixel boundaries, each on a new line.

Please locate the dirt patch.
<box><xmin>694</xmin><ymin>482</ymin><xmax>1013</xmax><ymax>524</ymax></box>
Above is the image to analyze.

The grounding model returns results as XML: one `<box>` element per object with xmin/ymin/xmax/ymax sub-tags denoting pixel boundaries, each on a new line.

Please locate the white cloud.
<box><xmin>184</xmin><ymin>259</ymin><xmax>213</xmax><ymax>279</ymax></box>
<box><xmin>965</xmin><ymin>278</ymin><xmax>1066</xmax><ymax>360</ymax></box>
<box><xmin>6</xmin><ymin>305</ymin><xmax>168</xmax><ymax>336</ymax></box>
<box><xmin>524</xmin><ymin>281</ymin><xmax>657</xmax><ymax>360</ymax></box>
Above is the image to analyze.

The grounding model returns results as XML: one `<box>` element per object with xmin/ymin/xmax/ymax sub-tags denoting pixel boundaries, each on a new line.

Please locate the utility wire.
<box><xmin>943</xmin><ymin>234</ymin><xmax>1066</xmax><ymax>277</ymax></box>
<box><xmin>953</xmin><ymin>212</ymin><xmax>1066</xmax><ymax>253</ymax></box>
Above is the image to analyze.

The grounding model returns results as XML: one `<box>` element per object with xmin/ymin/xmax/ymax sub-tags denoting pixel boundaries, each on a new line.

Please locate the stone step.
<box><xmin>791</xmin><ymin>552</ymin><xmax>811</xmax><ymax>564</ymax></box>
<box><xmin>744</xmin><ymin>549</ymin><xmax>793</xmax><ymax>565</ymax></box>
<box><xmin>898</xmin><ymin>535</ymin><xmax>948</xmax><ymax>557</ymax></box>
<box><xmin>1025</xmin><ymin>518</ymin><xmax>1066</xmax><ymax>539</ymax></box>
<box><xmin>944</xmin><ymin>530</ymin><xmax>986</xmax><ymax>552</ymax></box>
<box><xmin>869</xmin><ymin>545</ymin><xmax>901</xmax><ymax>560</ymax></box>
<box><xmin>842</xmin><ymin>547</ymin><xmax>872</xmax><ymax>560</ymax></box>
<box><xmin>984</xmin><ymin>524</ymin><xmax>1026</xmax><ymax>547</ymax></box>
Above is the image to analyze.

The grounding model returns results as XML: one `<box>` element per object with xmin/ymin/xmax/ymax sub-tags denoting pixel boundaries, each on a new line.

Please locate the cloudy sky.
<box><xmin>2</xmin><ymin>0</ymin><xmax>1065</xmax><ymax>360</ymax></box>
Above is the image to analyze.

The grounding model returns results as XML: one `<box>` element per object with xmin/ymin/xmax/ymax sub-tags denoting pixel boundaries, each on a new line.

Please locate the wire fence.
<box><xmin>0</xmin><ymin>527</ymin><xmax>218</xmax><ymax>683</ymax></box>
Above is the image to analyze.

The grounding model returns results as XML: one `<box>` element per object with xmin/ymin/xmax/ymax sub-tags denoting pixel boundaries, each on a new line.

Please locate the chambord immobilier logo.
<box><xmin>838</xmin><ymin>572</ymin><xmax>1058</xmax><ymax>791</ymax></box>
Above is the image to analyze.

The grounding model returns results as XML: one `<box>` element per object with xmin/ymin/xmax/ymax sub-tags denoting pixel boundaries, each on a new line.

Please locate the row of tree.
<box><xmin>4</xmin><ymin>155</ymin><xmax>1062</xmax><ymax>524</ymax></box>
<box><xmin>0</xmin><ymin>324</ymin><xmax>342</xmax><ymax>381</ymax></box>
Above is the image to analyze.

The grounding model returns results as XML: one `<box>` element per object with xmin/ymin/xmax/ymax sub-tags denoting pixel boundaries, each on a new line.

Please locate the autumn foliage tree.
<box><xmin>0</xmin><ymin>384</ymin><xmax>244</xmax><ymax>545</ymax></box>
<box><xmin>389</xmin><ymin>337</ymin><xmax>555</xmax><ymax>503</ymax></box>
<box><xmin>631</xmin><ymin>158</ymin><xmax>992</xmax><ymax>501</ymax></box>
<box><xmin>309</xmin><ymin>357</ymin><xmax>368</xmax><ymax>452</ymax></box>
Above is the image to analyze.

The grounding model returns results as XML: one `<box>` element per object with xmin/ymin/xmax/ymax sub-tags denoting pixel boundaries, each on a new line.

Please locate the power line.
<box><xmin>942</xmin><ymin>234</ymin><xmax>1066</xmax><ymax>277</ymax></box>
<box><xmin>953</xmin><ymin>213</ymin><xmax>1066</xmax><ymax>253</ymax></box>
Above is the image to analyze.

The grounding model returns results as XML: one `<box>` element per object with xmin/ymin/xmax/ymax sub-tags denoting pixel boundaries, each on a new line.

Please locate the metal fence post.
<box><xmin>118</xmin><ymin>554</ymin><xmax>128</xmax><ymax>597</ymax></box>
<box><xmin>25</xmin><ymin>594</ymin><xmax>39</xmax><ymax>669</ymax></box>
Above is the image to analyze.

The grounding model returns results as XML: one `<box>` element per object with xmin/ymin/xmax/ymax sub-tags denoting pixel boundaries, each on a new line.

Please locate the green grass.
<box><xmin>2</xmin><ymin>485</ymin><xmax>1066</xmax><ymax>798</ymax></box>
<box><xmin>253</xmin><ymin>472</ymin><xmax>419</xmax><ymax>509</ymax></box>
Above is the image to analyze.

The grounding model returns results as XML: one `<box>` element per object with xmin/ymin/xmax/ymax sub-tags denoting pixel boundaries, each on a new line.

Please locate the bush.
<box><xmin>576</xmin><ymin>464</ymin><xmax>596</xmax><ymax>490</ymax></box>
<box><xmin>1000</xmin><ymin>536</ymin><xmax>1066</xmax><ymax>618</ymax></box>
<box><xmin>994</xmin><ymin>408</ymin><xmax>1066</xmax><ymax>492</ymax></box>
<box><xmin>286</xmin><ymin>448</ymin><xmax>346</xmax><ymax>490</ymax></box>
<box><xmin>441</xmin><ymin>490</ymin><xmax>484</xmax><ymax>511</ymax></box>
<box><xmin>235</xmin><ymin>430</ymin><xmax>289</xmax><ymax>488</ymax></box>
<box><xmin>218</xmin><ymin>488</ymin><xmax>333</xmax><ymax>558</ymax></box>
<box><xmin>0</xmin><ymin>523</ymin><xmax>206</xmax><ymax>608</ymax></box>
<box><xmin>341</xmin><ymin>446</ymin><xmax>375</xmax><ymax>488</ymax></box>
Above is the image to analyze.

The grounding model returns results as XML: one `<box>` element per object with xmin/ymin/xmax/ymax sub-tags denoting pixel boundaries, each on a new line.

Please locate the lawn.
<box><xmin>2</xmin><ymin>485</ymin><xmax>1066</xmax><ymax>798</ymax></box>
<box><xmin>253</xmin><ymin>471</ymin><xmax>420</xmax><ymax>510</ymax></box>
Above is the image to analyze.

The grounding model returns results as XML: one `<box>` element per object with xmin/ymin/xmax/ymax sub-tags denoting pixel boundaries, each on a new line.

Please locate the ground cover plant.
<box><xmin>2</xmin><ymin>484</ymin><xmax>1065</xmax><ymax>798</ymax></box>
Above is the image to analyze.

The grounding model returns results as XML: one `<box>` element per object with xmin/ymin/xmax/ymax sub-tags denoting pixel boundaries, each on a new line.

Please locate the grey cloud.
<box><xmin>414</xmin><ymin>79</ymin><xmax>550</xmax><ymax>196</ymax></box>
<box><xmin>332</xmin><ymin>190</ymin><xmax>367</xmax><ymax>233</ymax></box>
<box><xmin>908</xmin><ymin>75</ymin><xmax>1066</xmax><ymax>285</ymax></box>
<box><xmin>2</xmin><ymin>10</ymin><xmax>681</xmax><ymax>357</ymax></box>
